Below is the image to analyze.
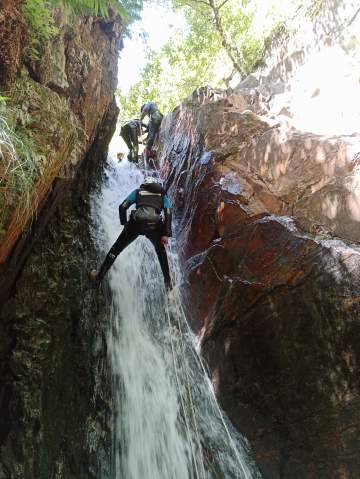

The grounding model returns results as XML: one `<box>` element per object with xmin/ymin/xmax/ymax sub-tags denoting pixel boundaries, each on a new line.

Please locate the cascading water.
<box><xmin>92</xmin><ymin>158</ymin><xmax>261</xmax><ymax>479</ymax></box>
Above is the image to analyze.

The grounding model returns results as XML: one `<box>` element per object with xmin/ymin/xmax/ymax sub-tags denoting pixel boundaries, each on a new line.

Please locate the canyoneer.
<box><xmin>120</xmin><ymin>119</ymin><xmax>148</xmax><ymax>163</ymax></box>
<box><xmin>90</xmin><ymin>176</ymin><xmax>172</xmax><ymax>290</ymax></box>
<box><xmin>140</xmin><ymin>102</ymin><xmax>163</xmax><ymax>158</ymax></box>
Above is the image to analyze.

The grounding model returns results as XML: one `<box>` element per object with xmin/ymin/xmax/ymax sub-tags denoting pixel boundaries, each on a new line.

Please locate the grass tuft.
<box><xmin>0</xmin><ymin>100</ymin><xmax>40</xmax><ymax>243</ymax></box>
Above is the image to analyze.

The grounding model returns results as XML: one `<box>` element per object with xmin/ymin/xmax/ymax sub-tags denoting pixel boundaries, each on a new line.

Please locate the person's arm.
<box><xmin>119</xmin><ymin>189</ymin><xmax>137</xmax><ymax>225</ymax></box>
<box><xmin>140</xmin><ymin>103</ymin><xmax>149</xmax><ymax>121</ymax></box>
<box><xmin>162</xmin><ymin>194</ymin><xmax>172</xmax><ymax>238</ymax></box>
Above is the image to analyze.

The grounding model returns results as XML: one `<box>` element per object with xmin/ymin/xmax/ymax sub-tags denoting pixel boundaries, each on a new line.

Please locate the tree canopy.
<box><xmin>117</xmin><ymin>0</ymin><xmax>295</xmax><ymax>122</ymax></box>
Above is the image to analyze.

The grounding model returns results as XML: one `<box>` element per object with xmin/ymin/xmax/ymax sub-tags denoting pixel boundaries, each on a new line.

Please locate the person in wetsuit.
<box><xmin>120</xmin><ymin>119</ymin><xmax>147</xmax><ymax>162</ymax></box>
<box><xmin>140</xmin><ymin>102</ymin><xmax>163</xmax><ymax>152</ymax></box>
<box><xmin>90</xmin><ymin>177</ymin><xmax>172</xmax><ymax>290</ymax></box>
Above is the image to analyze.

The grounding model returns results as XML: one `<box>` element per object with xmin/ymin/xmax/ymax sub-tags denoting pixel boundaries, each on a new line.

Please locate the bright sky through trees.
<box><xmin>118</xmin><ymin>4</ymin><xmax>187</xmax><ymax>93</ymax></box>
<box><xmin>112</xmin><ymin>0</ymin><xmax>360</xmax><ymax>160</ymax></box>
<box><xmin>113</xmin><ymin>3</ymin><xmax>187</xmax><ymax>155</ymax></box>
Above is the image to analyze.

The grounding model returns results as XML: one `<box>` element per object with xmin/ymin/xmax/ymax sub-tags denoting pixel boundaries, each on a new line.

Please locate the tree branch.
<box><xmin>181</xmin><ymin>0</ymin><xmax>211</xmax><ymax>7</ymax></box>
<box><xmin>217</xmin><ymin>0</ymin><xmax>230</xmax><ymax>11</ymax></box>
<box><xmin>208</xmin><ymin>0</ymin><xmax>246</xmax><ymax>77</ymax></box>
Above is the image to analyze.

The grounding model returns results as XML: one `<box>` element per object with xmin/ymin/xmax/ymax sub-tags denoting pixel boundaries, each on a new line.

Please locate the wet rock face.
<box><xmin>0</xmin><ymin>103</ymin><xmax>117</xmax><ymax>479</ymax></box>
<box><xmin>0</xmin><ymin>6</ymin><xmax>121</xmax><ymax>476</ymax></box>
<box><xmin>160</xmin><ymin>86</ymin><xmax>360</xmax><ymax>478</ymax></box>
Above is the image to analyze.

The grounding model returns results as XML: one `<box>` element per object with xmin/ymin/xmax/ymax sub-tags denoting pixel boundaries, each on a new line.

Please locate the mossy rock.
<box><xmin>0</xmin><ymin>73</ymin><xmax>84</xmax><ymax>263</ymax></box>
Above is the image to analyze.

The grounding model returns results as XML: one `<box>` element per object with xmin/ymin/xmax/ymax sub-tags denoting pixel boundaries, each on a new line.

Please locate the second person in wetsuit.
<box><xmin>90</xmin><ymin>177</ymin><xmax>172</xmax><ymax>290</ymax></box>
<box><xmin>140</xmin><ymin>102</ymin><xmax>163</xmax><ymax>152</ymax></box>
<box><xmin>120</xmin><ymin>119</ymin><xmax>147</xmax><ymax>162</ymax></box>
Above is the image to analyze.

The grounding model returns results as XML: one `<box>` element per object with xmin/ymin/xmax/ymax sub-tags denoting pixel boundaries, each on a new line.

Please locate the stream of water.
<box><xmin>92</xmin><ymin>159</ymin><xmax>261</xmax><ymax>479</ymax></box>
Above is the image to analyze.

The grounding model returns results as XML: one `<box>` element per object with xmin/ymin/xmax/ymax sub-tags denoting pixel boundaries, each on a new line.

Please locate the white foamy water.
<box><xmin>91</xmin><ymin>159</ymin><xmax>261</xmax><ymax>479</ymax></box>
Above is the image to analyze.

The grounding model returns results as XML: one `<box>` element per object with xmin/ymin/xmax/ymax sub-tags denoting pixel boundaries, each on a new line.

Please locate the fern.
<box><xmin>51</xmin><ymin>0</ymin><xmax>143</xmax><ymax>20</ymax></box>
<box><xmin>23</xmin><ymin>0</ymin><xmax>60</xmax><ymax>59</ymax></box>
<box><xmin>51</xmin><ymin>0</ymin><xmax>121</xmax><ymax>18</ymax></box>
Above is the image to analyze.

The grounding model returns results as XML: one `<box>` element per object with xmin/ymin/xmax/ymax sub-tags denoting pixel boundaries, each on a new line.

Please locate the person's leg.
<box><xmin>146</xmin><ymin>119</ymin><xmax>160</xmax><ymax>150</ymax></box>
<box><xmin>129</xmin><ymin>128</ymin><xmax>139</xmax><ymax>162</ymax></box>
<box><xmin>120</xmin><ymin>126</ymin><xmax>132</xmax><ymax>150</ymax></box>
<box><xmin>146</xmin><ymin>230</ymin><xmax>172</xmax><ymax>289</ymax></box>
<box><xmin>91</xmin><ymin>224</ymin><xmax>138</xmax><ymax>285</ymax></box>
<box><xmin>147</xmin><ymin>113</ymin><xmax>163</xmax><ymax>150</ymax></box>
<box><xmin>121</xmin><ymin>127</ymin><xmax>134</xmax><ymax>160</ymax></box>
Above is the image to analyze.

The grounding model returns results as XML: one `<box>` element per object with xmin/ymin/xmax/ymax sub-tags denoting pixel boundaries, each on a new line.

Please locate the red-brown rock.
<box><xmin>160</xmin><ymin>86</ymin><xmax>360</xmax><ymax>478</ymax></box>
<box><xmin>0</xmin><ymin>5</ymin><xmax>123</xmax><ymax>300</ymax></box>
<box><xmin>0</xmin><ymin>0</ymin><xmax>26</xmax><ymax>88</ymax></box>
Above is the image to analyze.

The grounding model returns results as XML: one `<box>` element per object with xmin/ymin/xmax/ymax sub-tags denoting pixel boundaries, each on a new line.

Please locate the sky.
<box><xmin>111</xmin><ymin>4</ymin><xmax>186</xmax><ymax>155</ymax></box>
<box><xmin>111</xmin><ymin>3</ymin><xmax>187</xmax><ymax>156</ymax></box>
<box><xmin>117</xmin><ymin>4</ymin><xmax>187</xmax><ymax>94</ymax></box>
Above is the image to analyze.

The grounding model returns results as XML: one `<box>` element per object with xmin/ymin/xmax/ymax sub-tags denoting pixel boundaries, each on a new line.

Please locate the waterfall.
<box><xmin>91</xmin><ymin>159</ymin><xmax>261</xmax><ymax>479</ymax></box>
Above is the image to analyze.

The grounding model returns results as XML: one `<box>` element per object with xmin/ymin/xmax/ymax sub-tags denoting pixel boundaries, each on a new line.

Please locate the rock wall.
<box><xmin>0</xmin><ymin>101</ymin><xmax>117</xmax><ymax>479</ymax></box>
<box><xmin>0</xmin><ymin>4</ymin><xmax>123</xmax><ymax>302</ymax></box>
<box><xmin>160</xmin><ymin>74</ymin><xmax>360</xmax><ymax>479</ymax></box>
<box><xmin>0</xmin><ymin>0</ymin><xmax>26</xmax><ymax>88</ymax></box>
<box><xmin>158</xmin><ymin>8</ymin><xmax>360</xmax><ymax>479</ymax></box>
<box><xmin>0</xmin><ymin>4</ymin><xmax>122</xmax><ymax>477</ymax></box>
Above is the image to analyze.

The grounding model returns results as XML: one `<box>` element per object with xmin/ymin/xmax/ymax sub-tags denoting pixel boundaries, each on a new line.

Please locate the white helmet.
<box><xmin>143</xmin><ymin>176</ymin><xmax>157</xmax><ymax>184</ymax></box>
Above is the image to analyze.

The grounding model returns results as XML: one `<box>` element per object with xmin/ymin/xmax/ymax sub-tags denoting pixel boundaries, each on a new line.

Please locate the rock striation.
<box><xmin>160</xmin><ymin>80</ymin><xmax>360</xmax><ymax>477</ymax></box>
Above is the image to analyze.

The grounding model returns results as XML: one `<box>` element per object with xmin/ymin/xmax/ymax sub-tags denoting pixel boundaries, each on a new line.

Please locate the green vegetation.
<box><xmin>0</xmin><ymin>99</ymin><xmax>41</xmax><ymax>240</ymax></box>
<box><xmin>57</xmin><ymin>0</ymin><xmax>140</xmax><ymax>19</ymax></box>
<box><xmin>23</xmin><ymin>0</ymin><xmax>143</xmax><ymax>58</ymax></box>
<box><xmin>307</xmin><ymin>0</ymin><xmax>325</xmax><ymax>19</ymax></box>
<box><xmin>0</xmin><ymin>75</ymin><xmax>78</xmax><ymax>245</ymax></box>
<box><xmin>117</xmin><ymin>0</ymin><xmax>297</xmax><ymax>121</ymax></box>
<box><xmin>22</xmin><ymin>0</ymin><xmax>60</xmax><ymax>59</ymax></box>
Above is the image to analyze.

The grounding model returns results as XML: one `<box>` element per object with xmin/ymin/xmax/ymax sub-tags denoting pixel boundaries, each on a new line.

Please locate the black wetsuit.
<box><xmin>120</xmin><ymin>119</ymin><xmax>147</xmax><ymax>162</ymax></box>
<box><xmin>96</xmin><ymin>182</ymin><xmax>172</xmax><ymax>288</ymax></box>
<box><xmin>140</xmin><ymin>103</ymin><xmax>163</xmax><ymax>150</ymax></box>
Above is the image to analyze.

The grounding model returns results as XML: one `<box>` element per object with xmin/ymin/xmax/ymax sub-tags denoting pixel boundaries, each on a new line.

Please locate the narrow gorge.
<box><xmin>1</xmin><ymin>1</ymin><xmax>360</xmax><ymax>478</ymax></box>
<box><xmin>0</xmin><ymin>2</ymin><xmax>122</xmax><ymax>477</ymax></box>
